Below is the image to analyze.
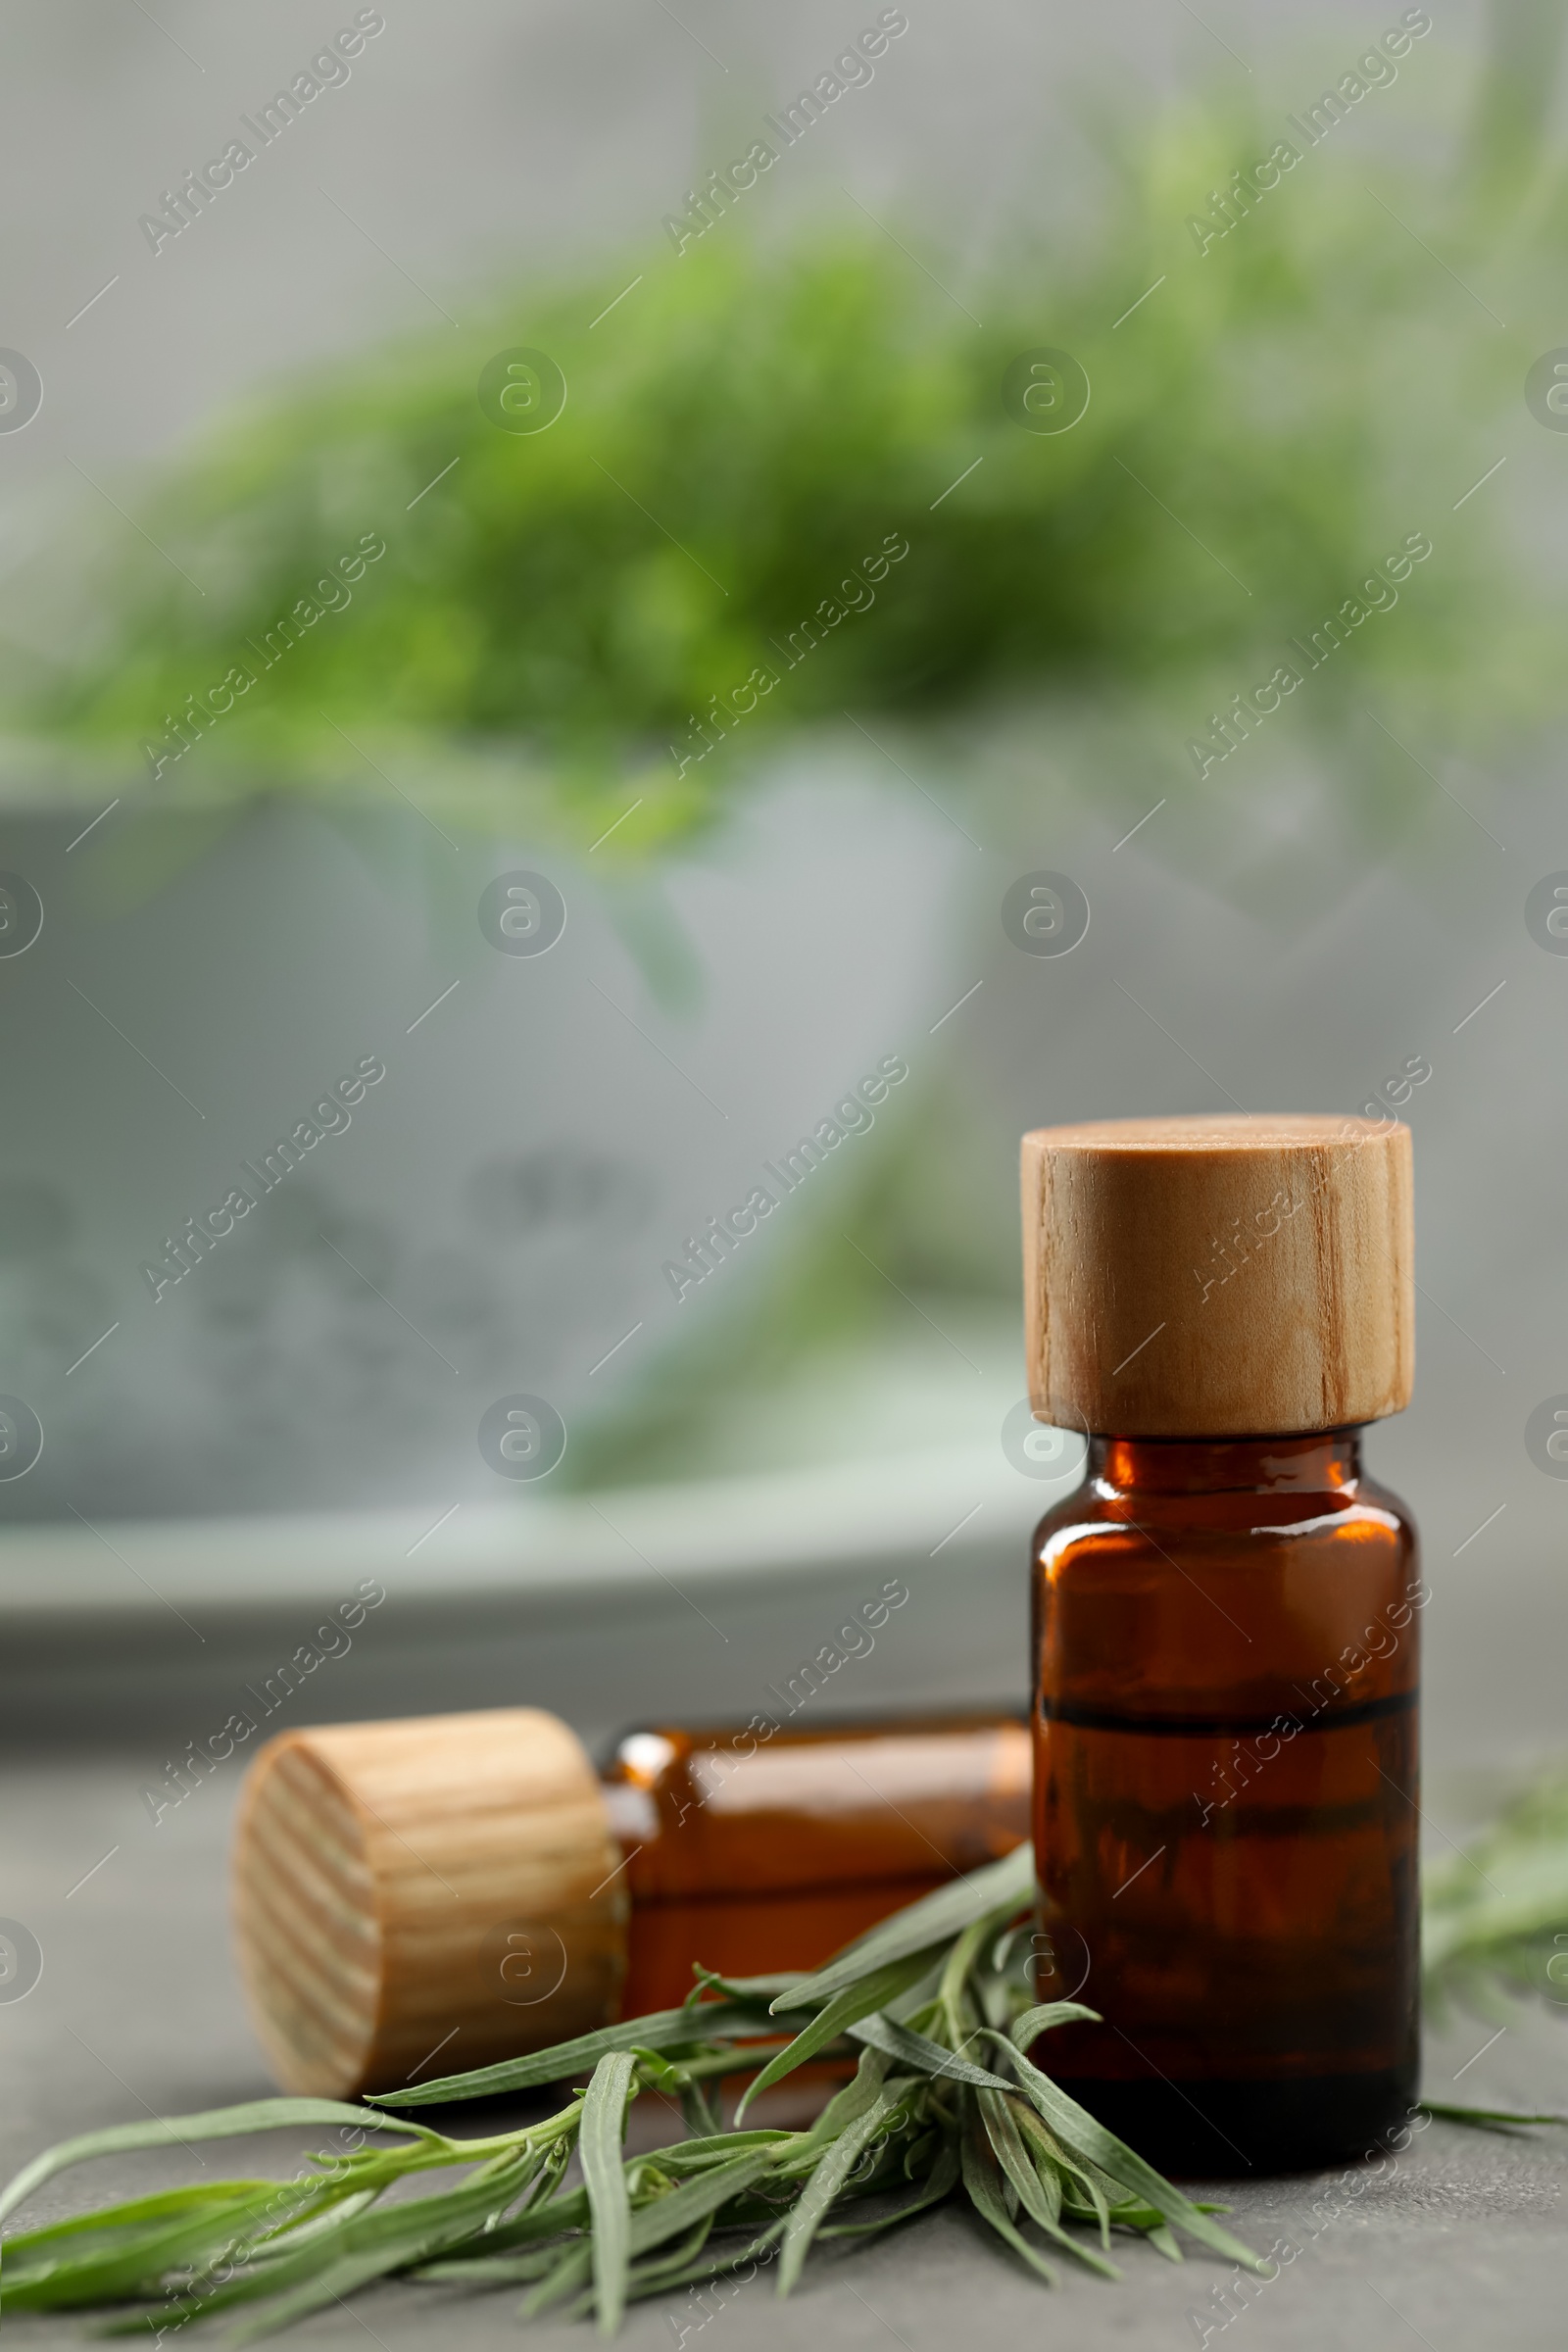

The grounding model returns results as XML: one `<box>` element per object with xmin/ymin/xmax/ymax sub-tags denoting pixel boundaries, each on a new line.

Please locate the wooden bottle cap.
<box><xmin>1020</xmin><ymin>1114</ymin><xmax>1413</xmax><ymax>1437</ymax></box>
<box><xmin>232</xmin><ymin>1708</ymin><xmax>627</xmax><ymax>2098</ymax></box>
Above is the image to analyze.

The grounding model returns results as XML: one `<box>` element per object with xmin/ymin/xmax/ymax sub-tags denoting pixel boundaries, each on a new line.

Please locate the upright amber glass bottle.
<box><xmin>1021</xmin><ymin>1114</ymin><xmax>1420</xmax><ymax>2173</ymax></box>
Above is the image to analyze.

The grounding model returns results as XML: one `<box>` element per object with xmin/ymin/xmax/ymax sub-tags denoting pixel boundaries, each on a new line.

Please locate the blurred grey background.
<box><xmin>0</xmin><ymin>2</ymin><xmax>1561</xmax><ymax>1794</ymax></box>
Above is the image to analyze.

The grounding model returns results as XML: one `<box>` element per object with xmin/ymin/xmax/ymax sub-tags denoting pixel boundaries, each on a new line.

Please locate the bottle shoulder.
<box><xmin>1033</xmin><ymin>1471</ymin><xmax>1417</xmax><ymax>1565</ymax></box>
<box><xmin>1030</xmin><ymin>1465</ymin><xmax>1422</xmax><ymax>1717</ymax></box>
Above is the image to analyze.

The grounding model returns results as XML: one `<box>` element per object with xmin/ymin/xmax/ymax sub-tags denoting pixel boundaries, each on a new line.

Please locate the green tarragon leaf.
<box><xmin>848</xmin><ymin>2012</ymin><xmax>1014</xmax><ymax>2090</ymax></box>
<box><xmin>777</xmin><ymin>2084</ymin><xmax>910</xmax><ymax>2296</ymax></box>
<box><xmin>370</xmin><ymin>2000</ymin><xmax>779</xmax><ymax>2107</ymax></box>
<box><xmin>736</xmin><ymin>1953</ymin><xmax>934</xmax><ymax>2121</ymax></box>
<box><xmin>0</xmin><ymin>2101</ymin><xmax>427</xmax><ymax>2233</ymax></box>
<box><xmin>770</xmin><ymin>1844</ymin><xmax>1034</xmax><ymax>2013</ymax></box>
<box><xmin>577</xmin><ymin>2051</ymin><xmax>637</xmax><ymax>2335</ymax></box>
<box><xmin>986</xmin><ymin>2028</ymin><xmax>1267</xmax><ymax>2272</ymax></box>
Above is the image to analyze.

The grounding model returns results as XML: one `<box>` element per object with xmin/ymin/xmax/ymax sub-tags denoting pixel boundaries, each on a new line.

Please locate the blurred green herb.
<box><xmin>9</xmin><ymin>62</ymin><xmax>1558</xmax><ymax>844</ymax></box>
<box><xmin>1423</xmin><ymin>1763</ymin><xmax>1568</xmax><ymax>2020</ymax></box>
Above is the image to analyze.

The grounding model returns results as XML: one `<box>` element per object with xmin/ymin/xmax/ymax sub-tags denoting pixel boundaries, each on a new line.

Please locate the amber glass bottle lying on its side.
<box><xmin>601</xmin><ymin>1713</ymin><xmax>1031</xmax><ymax>2017</ymax></box>
<box><xmin>232</xmin><ymin>1703</ymin><xmax>1030</xmax><ymax>2096</ymax></box>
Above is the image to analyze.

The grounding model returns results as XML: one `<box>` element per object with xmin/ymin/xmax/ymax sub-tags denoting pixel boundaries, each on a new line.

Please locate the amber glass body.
<box><xmin>600</xmin><ymin>1714</ymin><xmax>1030</xmax><ymax>2017</ymax></box>
<box><xmin>1031</xmin><ymin>1431</ymin><xmax>1420</xmax><ymax>2175</ymax></box>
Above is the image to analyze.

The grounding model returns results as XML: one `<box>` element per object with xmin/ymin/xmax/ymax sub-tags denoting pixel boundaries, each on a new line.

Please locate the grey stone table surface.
<box><xmin>2</xmin><ymin>1749</ymin><xmax>1566</xmax><ymax>2352</ymax></box>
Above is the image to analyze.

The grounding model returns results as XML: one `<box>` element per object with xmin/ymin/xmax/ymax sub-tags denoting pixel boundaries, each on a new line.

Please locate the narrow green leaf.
<box><xmin>977</xmin><ymin>2089</ymin><xmax>1119</xmax><ymax>2280</ymax></box>
<box><xmin>958</xmin><ymin>2110</ymin><xmax>1058</xmax><ymax>2287</ymax></box>
<box><xmin>564</xmin><ymin>2216</ymin><xmax>719</xmax><ymax>2318</ymax></box>
<box><xmin>624</xmin><ymin>2212</ymin><xmax>714</xmax><ymax>2286</ymax></box>
<box><xmin>222</xmin><ymin>2249</ymin><xmax>422</xmax><ymax>2346</ymax></box>
<box><xmin>1037</xmin><ymin>2171</ymin><xmax>1109</xmax><ymax>2246</ymax></box>
<box><xmin>1003</xmin><ymin>2096</ymin><xmax>1118</xmax><ymax>2261</ymax></box>
<box><xmin>521</xmin><ymin>2239</ymin><xmax>594</xmax><ymax>2319</ymax></box>
<box><xmin>94</xmin><ymin>2151</ymin><xmax>533</xmax><ymax>2335</ymax></box>
<box><xmin>1001</xmin><ymin>2102</ymin><xmax>1066</xmax><ymax>2223</ymax></box>
<box><xmin>368</xmin><ymin>2154</ymin><xmax>575</xmax><ymax>2305</ymax></box>
<box><xmin>0</xmin><ymin>2180</ymin><xmax>273</xmax><ymax>2266</ymax></box>
<box><xmin>987</xmin><ymin>2031</ymin><xmax>1267</xmax><ymax>2272</ymax></box>
<box><xmin>369</xmin><ymin>2000</ymin><xmax>777</xmax><ymax>2106</ymax></box>
<box><xmin>689</xmin><ymin>1969</ymin><xmax>807</xmax><ymax>2002</ymax></box>
<box><xmin>848</xmin><ymin>2012</ymin><xmax>1014</xmax><ymax>2089</ymax></box>
<box><xmin>221</xmin><ymin>2162</ymin><xmax>535</xmax><ymax>2349</ymax></box>
<box><xmin>990</xmin><ymin>1924</ymin><xmax>1031</xmax><ymax>1976</ymax></box>
<box><xmin>414</xmin><ymin>2184</ymin><xmax>589</xmax><ymax>2271</ymax></box>
<box><xmin>0</xmin><ymin>2101</ymin><xmax>424</xmax><ymax>2231</ymax></box>
<box><xmin>624</xmin><ymin>2047</ymin><xmax>687</xmax><ymax>2095</ymax></box>
<box><xmin>413</xmin><ymin>2242</ymin><xmax>579</xmax><ymax>2286</ymax></box>
<box><xmin>717</xmin><ymin>2193</ymin><xmax>803</xmax><ymax>2232</ymax></box>
<box><xmin>626</xmin><ymin>2147</ymin><xmax>779</xmax><ymax>2260</ymax></box>
<box><xmin>817</xmin><ymin>2138</ymin><xmax>960</xmax><ymax>2238</ymax></box>
<box><xmin>679</xmin><ymin>2075</ymin><xmax>719</xmax><ymax>2137</ymax></box>
<box><xmin>1008</xmin><ymin>2095</ymin><xmax>1122</xmax><ymax>2231</ymax></box>
<box><xmin>1009</xmin><ymin>2000</ymin><xmax>1102</xmax><ymax>2042</ymax></box>
<box><xmin>777</xmin><ymin>2084</ymin><xmax>907</xmax><ymax>2296</ymax></box>
<box><xmin>616</xmin><ymin>2223</ymin><xmax>785</xmax><ymax>2309</ymax></box>
<box><xmin>885</xmin><ymin>1966</ymin><xmax>951</xmax><ymax>2031</ymax></box>
<box><xmin>771</xmin><ymin>1843</ymin><xmax>1035</xmax><ymax>2012</ymax></box>
<box><xmin>579</xmin><ymin>2050</ymin><xmax>636</xmax><ymax>2335</ymax></box>
<box><xmin>1147</xmin><ymin>2222</ymin><xmax>1183</xmax><ymax>2262</ymax></box>
<box><xmin>0</xmin><ymin>2180</ymin><xmax>329</xmax><ymax>2313</ymax></box>
<box><xmin>770</xmin><ymin>2047</ymin><xmax>891</xmax><ymax>2174</ymax></box>
<box><xmin>1422</xmin><ymin>2100</ymin><xmax>1568</xmax><ymax>2129</ymax></box>
<box><xmin>736</xmin><ymin>1953</ymin><xmax>932</xmax><ymax>2122</ymax></box>
<box><xmin>937</xmin><ymin>1917</ymin><xmax>993</xmax><ymax>2048</ymax></box>
<box><xmin>655</xmin><ymin>2132</ymin><xmax>792</xmax><ymax>2171</ymax></box>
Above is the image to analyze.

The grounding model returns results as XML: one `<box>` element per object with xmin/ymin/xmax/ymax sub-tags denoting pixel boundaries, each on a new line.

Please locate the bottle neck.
<box><xmin>1087</xmin><ymin>1428</ymin><xmax>1364</xmax><ymax>1496</ymax></box>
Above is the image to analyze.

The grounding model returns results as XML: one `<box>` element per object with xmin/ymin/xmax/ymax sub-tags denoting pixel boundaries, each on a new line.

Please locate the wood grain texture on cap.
<box><xmin>1020</xmin><ymin>1114</ymin><xmax>1414</xmax><ymax>1437</ymax></box>
<box><xmin>231</xmin><ymin>1707</ymin><xmax>626</xmax><ymax>2097</ymax></box>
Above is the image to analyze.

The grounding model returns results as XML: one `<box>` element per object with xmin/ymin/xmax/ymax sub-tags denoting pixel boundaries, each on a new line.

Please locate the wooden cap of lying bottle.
<box><xmin>232</xmin><ymin>1708</ymin><xmax>626</xmax><ymax>2098</ymax></box>
<box><xmin>1020</xmin><ymin>1113</ymin><xmax>1414</xmax><ymax>1437</ymax></box>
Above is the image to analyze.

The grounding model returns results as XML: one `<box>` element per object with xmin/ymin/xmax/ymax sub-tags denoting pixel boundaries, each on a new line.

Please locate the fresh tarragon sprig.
<box><xmin>0</xmin><ymin>1848</ymin><xmax>1267</xmax><ymax>2337</ymax></box>
<box><xmin>2</xmin><ymin>1841</ymin><xmax>1561</xmax><ymax>2339</ymax></box>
